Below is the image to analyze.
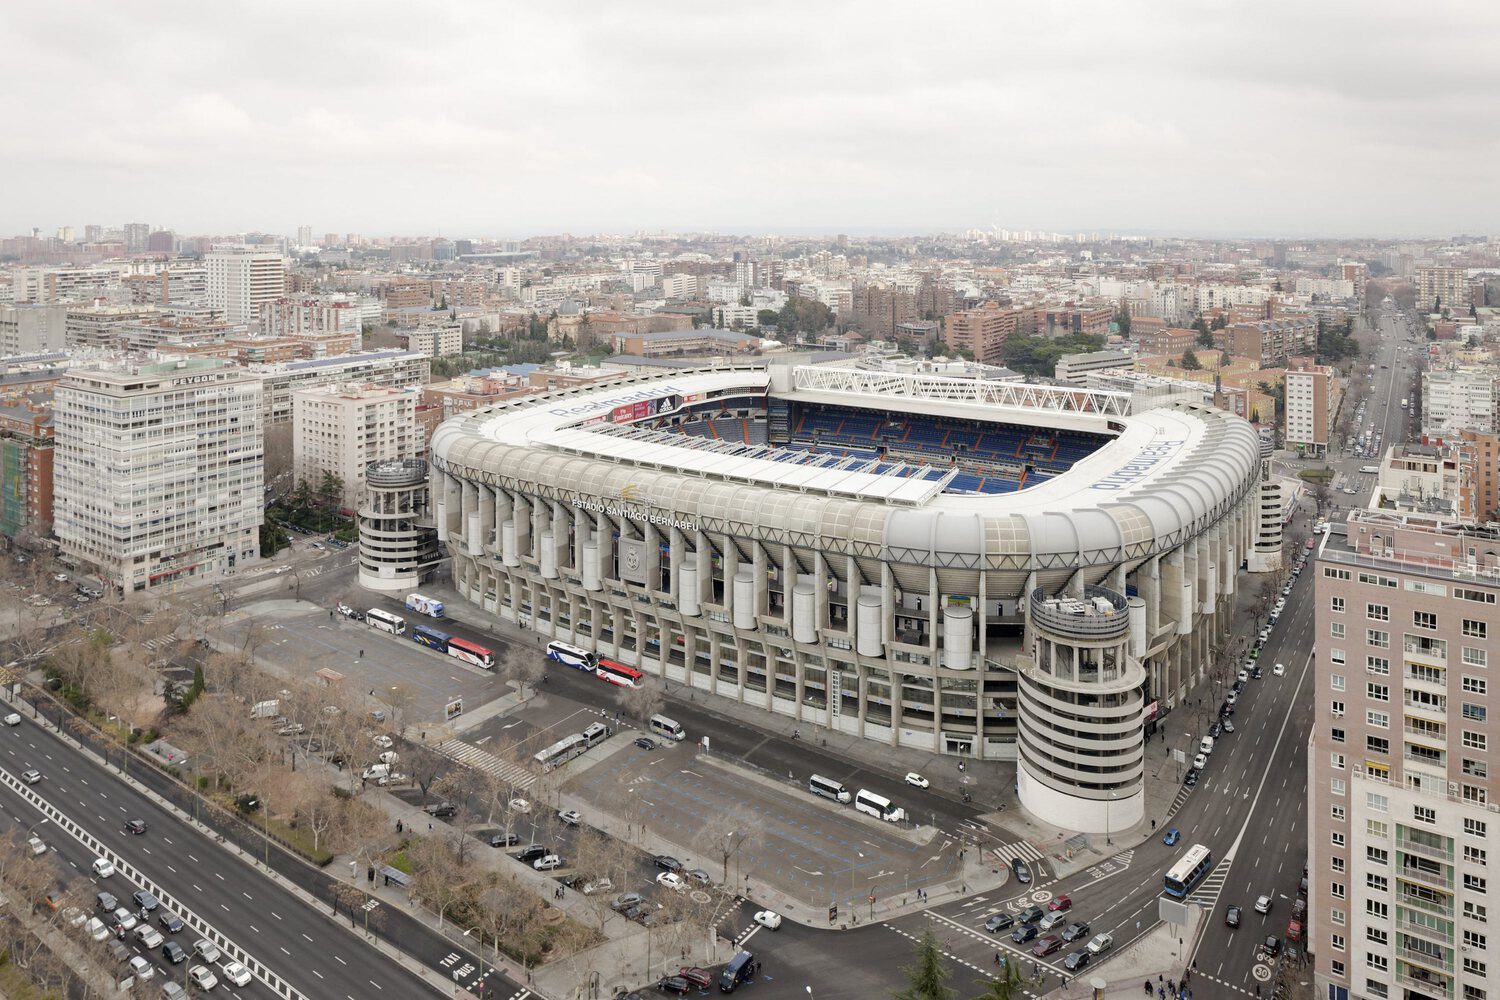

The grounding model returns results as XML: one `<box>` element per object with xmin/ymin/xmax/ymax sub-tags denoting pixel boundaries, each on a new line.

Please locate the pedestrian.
<box><xmin>1151</xmin><ymin>819</ymin><xmax>1157</xmax><ymax>830</ymax></box>
<box><xmin>396</xmin><ymin>819</ymin><xmax>403</xmax><ymax>833</ymax></box>
<box><xmin>1144</xmin><ymin>982</ymin><xmax>1152</xmax><ymax>996</ymax></box>
<box><xmin>428</xmin><ymin>822</ymin><xmax>432</xmax><ymax>831</ymax></box>
<box><xmin>995</xmin><ymin>951</ymin><xmax>1001</xmax><ymax>966</ymax></box>
<box><xmin>359</xmin><ymin>649</ymin><xmax>364</xmax><ymax>659</ymax></box>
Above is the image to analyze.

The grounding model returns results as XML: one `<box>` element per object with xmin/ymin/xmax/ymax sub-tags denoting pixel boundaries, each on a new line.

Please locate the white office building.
<box><xmin>248</xmin><ymin>350</ymin><xmax>431</xmax><ymax>425</ymax></box>
<box><xmin>293</xmin><ymin>384</ymin><xmax>420</xmax><ymax>509</ymax></box>
<box><xmin>1423</xmin><ymin>367</ymin><xmax>1499</xmax><ymax>437</ymax></box>
<box><xmin>53</xmin><ymin>358</ymin><xmax>264</xmax><ymax>593</ymax></box>
<box><xmin>206</xmin><ymin>248</ymin><xmax>286</xmax><ymax>327</ymax></box>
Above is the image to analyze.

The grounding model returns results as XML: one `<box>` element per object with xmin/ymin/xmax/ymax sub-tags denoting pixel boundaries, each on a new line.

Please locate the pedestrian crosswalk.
<box><xmin>990</xmin><ymin>839</ymin><xmax>1045</xmax><ymax>864</ymax></box>
<box><xmin>431</xmin><ymin>738</ymin><xmax>535</xmax><ymax>791</ymax></box>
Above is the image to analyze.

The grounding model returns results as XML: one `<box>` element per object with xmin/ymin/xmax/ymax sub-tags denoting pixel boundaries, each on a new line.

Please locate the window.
<box><xmin>1332</xmin><ymin>700</ymin><xmax>1346</xmax><ymax>716</ymax></box>
<box><xmin>1367</xmin><ymin>846</ymin><xmax>1388</xmax><ymax>865</ymax></box>
<box><xmin>1465</xmin><ymin>874</ymin><xmax>1487</xmax><ymax>894</ymax></box>
<box><xmin>1330</xmin><ymin>959</ymin><xmax>1345</xmax><ymax>977</ymax></box>
<box><xmin>1465</xmin><ymin>845</ymin><xmax>1487</xmax><ymax>866</ymax></box>
<box><xmin>1464</xmin><ymin>758</ymin><xmax>1489</xmax><ymax>779</ymax></box>
<box><xmin>1463</xmin><ymin>902</ymin><xmax>1487</xmax><ymax>923</ymax></box>
<box><xmin>1367</xmin><ymin>629</ymin><xmax>1389</xmax><ymax>648</ymax></box>
<box><xmin>1360</xmin><ymin>572</ymin><xmax>1397</xmax><ymax>589</ymax></box>
<box><xmin>1331</xmin><ymin>622</ymin><xmax>1345</xmax><ymax>639</ymax></box>
<box><xmin>1414</xmin><ymin>610</ymin><xmax>1438</xmax><ymax>630</ymax></box>
<box><xmin>1331</xmin><ymin>596</ymin><xmax>1345</xmax><ymax>613</ymax></box>
<box><xmin>1463</xmin><ymin>987</ymin><xmax>1485</xmax><ymax>1000</ymax></box>
<box><xmin>1332</xmin><ymin>726</ymin><xmax>1346</xmax><ymax>743</ymax></box>
<box><xmin>1332</xmin><ymin>856</ymin><xmax>1346</xmax><ymax>873</ymax></box>
<box><xmin>1366</xmin><ymin>926</ymin><xmax>1387</xmax><ymax>945</ymax></box>
<box><xmin>1332</xmin><ymin>778</ymin><xmax>1346</xmax><ymax>796</ymax></box>
<box><xmin>1463</xmin><ymin>957</ymin><xmax>1487</xmax><ymax>978</ymax></box>
<box><xmin>1367</xmin><ymin>683</ymin><xmax>1389</xmax><ymax>701</ymax></box>
<box><xmin>1464</xmin><ymin>929</ymin><xmax>1487</xmax><ymax>949</ymax></box>
<box><xmin>1333</xmin><ymin>804</ymin><xmax>1346</xmax><ymax>821</ymax></box>
<box><xmin>1367</xmin><ymin>819</ymin><xmax>1388</xmax><ymax>839</ymax></box>
<box><xmin>1464</xmin><ymin>784</ymin><xmax>1489</xmax><ymax>806</ymax></box>
<box><xmin>1366</xmin><ymin>873</ymin><xmax>1387</xmax><ymax>892</ymax></box>
<box><xmin>1332</xmin><ymin>674</ymin><xmax>1346</xmax><ymax>691</ymax></box>
<box><xmin>1414</xmin><ymin>805</ymin><xmax>1436</xmax><ymax>824</ymax></box>
<box><xmin>1463</xmin><ymin>618</ymin><xmax>1487</xmax><ymax>638</ymax></box>
<box><xmin>1331</xmin><ymin>648</ymin><xmax>1346</xmax><ymax>664</ymax></box>
<box><xmin>1367</xmin><ymin>602</ymin><xmax>1389</xmax><ymax>621</ymax></box>
<box><xmin>1463</xmin><ymin>646</ymin><xmax>1488</xmax><ymax>668</ymax></box>
<box><xmin>1456</xmin><ymin>587</ymin><xmax>1496</xmax><ymax>604</ymax></box>
<box><xmin>1331</xmin><ymin>881</ymin><xmax>1345</xmax><ymax>899</ymax></box>
<box><xmin>1367</xmin><ymin>711</ymin><xmax>1389</xmax><ymax>729</ymax></box>
<box><xmin>1366</xmin><ymin>899</ymin><xmax>1388</xmax><ymax>918</ymax></box>
<box><xmin>1365</xmin><ymin>951</ymin><xmax>1387</xmax><ymax>971</ymax></box>
<box><xmin>1464</xmin><ymin>730</ymin><xmax>1489</xmax><ymax>751</ymax></box>
<box><xmin>1463</xmin><ymin>676</ymin><xmax>1488</xmax><ymax>695</ymax></box>
<box><xmin>1467</xmin><ymin>818</ymin><xmax>1488</xmax><ymax>839</ymax></box>
<box><xmin>1326</xmin><ymin>567</ymin><xmax>1351</xmax><ymax>580</ymax></box>
<box><xmin>1331</xmin><ymin>907</ymin><xmax>1345</xmax><ymax>926</ymax></box>
<box><xmin>1367</xmin><ymin>656</ymin><xmax>1389</xmax><ymax>675</ymax></box>
<box><xmin>1331</xmin><ymin>752</ymin><xmax>1346</xmax><ymax>770</ymax></box>
<box><xmin>1332</xmin><ymin>831</ymin><xmax>1346</xmax><ymax>847</ymax></box>
<box><xmin>1330</xmin><ymin>932</ymin><xmax>1345</xmax><ymax>951</ymax></box>
<box><xmin>1365</xmin><ymin>980</ymin><xmax>1388</xmax><ymax>1000</ymax></box>
<box><xmin>1367</xmin><ymin>792</ymin><xmax>1388</xmax><ymax>814</ymax></box>
<box><xmin>1464</xmin><ymin>703</ymin><xmax>1488</xmax><ymax>723</ymax></box>
<box><xmin>1367</xmin><ymin>735</ymin><xmax>1390</xmax><ymax>754</ymax></box>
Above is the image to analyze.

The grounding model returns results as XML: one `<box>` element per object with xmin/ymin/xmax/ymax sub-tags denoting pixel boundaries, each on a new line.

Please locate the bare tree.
<box><xmin>569</xmin><ymin>827</ymin><xmax>634</xmax><ymax>932</ymax></box>
<box><xmin>408</xmin><ymin>835</ymin><xmax>480</xmax><ymax>928</ymax></box>
<box><xmin>406</xmin><ymin>743</ymin><xmax>445</xmax><ymax>804</ymax></box>
<box><xmin>701</xmin><ymin>807</ymin><xmax>755</xmax><ymax>884</ymax></box>
<box><xmin>503</xmin><ymin>646</ymin><xmax>546</xmax><ymax>700</ymax></box>
<box><xmin>620</xmin><ymin>683</ymin><xmax>665</xmax><ymax>727</ymax></box>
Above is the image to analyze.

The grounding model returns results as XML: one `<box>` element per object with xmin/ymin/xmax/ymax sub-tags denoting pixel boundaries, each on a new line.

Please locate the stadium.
<box><xmin>429</xmin><ymin>363</ymin><xmax>1264</xmax><ymax>832</ymax></box>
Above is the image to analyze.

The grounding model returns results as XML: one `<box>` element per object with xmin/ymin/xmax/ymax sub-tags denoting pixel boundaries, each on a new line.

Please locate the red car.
<box><xmin>1048</xmin><ymin>894</ymin><xmax>1072</xmax><ymax>912</ymax></box>
<box><xmin>1032</xmin><ymin>934</ymin><xmax>1063</xmax><ymax>957</ymax></box>
<box><xmin>678</xmin><ymin>968</ymin><xmax>712</xmax><ymax>990</ymax></box>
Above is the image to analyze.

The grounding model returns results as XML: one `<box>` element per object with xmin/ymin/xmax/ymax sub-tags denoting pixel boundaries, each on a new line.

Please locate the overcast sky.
<box><xmin>4</xmin><ymin>1</ymin><xmax>1497</xmax><ymax>240</ymax></box>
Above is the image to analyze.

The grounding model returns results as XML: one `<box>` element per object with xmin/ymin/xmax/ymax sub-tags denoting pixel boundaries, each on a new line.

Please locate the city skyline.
<box><xmin>4</xmin><ymin>1</ymin><xmax>1498</xmax><ymax>238</ymax></box>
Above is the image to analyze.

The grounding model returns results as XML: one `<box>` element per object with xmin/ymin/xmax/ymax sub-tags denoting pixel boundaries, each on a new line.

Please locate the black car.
<box><xmin>1063</xmin><ymin>949</ymin><xmax>1091</xmax><ymax>972</ymax></box>
<box><xmin>157</xmin><ymin>912</ymin><xmax>184</xmax><ymax>934</ymax></box>
<box><xmin>1209</xmin><ymin>722</ymin><xmax>1223</xmax><ymax>739</ymax></box>
<box><xmin>1233</xmin><ymin>680</ymin><xmax>1245</xmax><ymax>694</ymax></box>
<box><xmin>488</xmin><ymin>832</ymin><xmax>521</xmax><ymax>848</ymax></box>
<box><xmin>1219</xmin><ymin>701</ymin><xmax>1235</xmax><ymax>717</ymax></box>
<box><xmin>657</xmin><ymin>975</ymin><xmax>691</xmax><ymax>995</ymax></box>
<box><xmin>611</xmin><ymin>892</ymin><xmax>645</xmax><ymax>912</ymax></box>
<box><xmin>652</xmin><ymin>854</ymin><xmax>683</xmax><ymax>873</ymax></box>
<box><xmin>424</xmin><ymin>801</ymin><xmax>458</xmax><ymax>818</ymax></box>
<box><xmin>162</xmin><ymin>941</ymin><xmax>187</xmax><ymax>964</ymax></box>
<box><xmin>633</xmin><ymin>737</ymin><xmax>656</xmax><ymax>750</ymax></box>
<box><xmin>1251</xmin><ymin>665</ymin><xmax>1262</xmax><ymax>679</ymax></box>
<box><xmin>1184</xmin><ymin>768</ymin><xmax>1200</xmax><ymax>787</ymax></box>
<box><xmin>1011</xmin><ymin>924</ymin><xmax>1039</xmax><ymax>944</ymax></box>
<box><xmin>132</xmin><ymin>890</ymin><xmax>159</xmax><ymax>912</ymax></box>
<box><xmin>1061</xmin><ymin>921</ymin><xmax>1090</xmax><ymax>943</ymax></box>
<box><xmin>515</xmin><ymin>845</ymin><xmax>550</xmax><ymax>864</ymax></box>
<box><xmin>984</xmin><ymin>912</ymin><xmax>1015</xmax><ymax>933</ymax></box>
<box><xmin>1011</xmin><ymin>857</ymin><xmax>1032</xmax><ymax>884</ymax></box>
<box><xmin>1264</xmin><ymin>935</ymin><xmax>1281</xmax><ymax>956</ymax></box>
<box><xmin>1226</xmin><ymin>905</ymin><xmax>1242</xmax><ymax>928</ymax></box>
<box><xmin>124</xmin><ymin>819</ymin><xmax>147</xmax><ymax>835</ymax></box>
<box><xmin>1017</xmin><ymin>905</ymin><xmax>1044</xmax><ymax>925</ymax></box>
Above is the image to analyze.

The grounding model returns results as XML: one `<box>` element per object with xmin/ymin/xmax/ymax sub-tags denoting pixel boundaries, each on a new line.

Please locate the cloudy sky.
<box><xmin>4</xmin><ymin>1</ymin><xmax>1497</xmax><ymax>239</ymax></box>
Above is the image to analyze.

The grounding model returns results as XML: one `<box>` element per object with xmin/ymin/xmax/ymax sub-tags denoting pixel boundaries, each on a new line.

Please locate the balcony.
<box><xmin>1394</xmin><ymin>969</ymin><xmax>1451</xmax><ymax>997</ymax></box>
<box><xmin>1403</xmin><ymin>724</ymin><xmax>1447</xmax><ymax>746</ymax></box>
<box><xmin>1403</xmin><ymin>697</ymin><xmax>1448</xmax><ymax>718</ymax></box>
<box><xmin>1397</xmin><ymin>891</ymin><xmax>1454</xmax><ymax>918</ymax></box>
<box><xmin>1396</xmin><ymin>836</ymin><xmax>1453</xmax><ymax>863</ymax></box>
<box><xmin>1398</xmin><ymin>944</ymin><xmax>1453</xmax><ymax>974</ymax></box>
<box><xmin>1395</xmin><ymin>911</ymin><xmax>1452</xmax><ymax>941</ymax></box>
<box><xmin>1404</xmin><ymin>640</ymin><xmax>1448</xmax><ymax>664</ymax></box>
<box><xmin>1397</xmin><ymin>863</ymin><xmax>1454</xmax><ymax>892</ymax></box>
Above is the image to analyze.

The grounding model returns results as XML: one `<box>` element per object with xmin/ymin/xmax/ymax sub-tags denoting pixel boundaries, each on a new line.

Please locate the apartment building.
<box><xmin>292</xmin><ymin>384</ymin><xmax>420</xmax><ymax>509</ymax></box>
<box><xmin>1311</xmin><ymin>510</ymin><xmax>1497</xmax><ymax>1000</ymax></box>
<box><xmin>1423</xmin><ymin>369</ymin><xmax>1499</xmax><ymax>437</ymax></box>
<box><xmin>944</xmin><ymin>303</ymin><xmax>1020</xmax><ymax>365</ymax></box>
<box><xmin>1227</xmin><ymin>317</ymin><xmax>1318</xmax><ymax>366</ymax></box>
<box><xmin>258</xmin><ymin>296</ymin><xmax>363</xmax><ymax>338</ymax></box>
<box><xmin>1054</xmin><ymin>349</ymin><xmax>1133</xmax><ymax>384</ymax></box>
<box><xmin>205</xmin><ymin>248</ymin><xmax>286</xmax><ymax>326</ymax></box>
<box><xmin>0</xmin><ymin>305</ymin><xmax>67</xmax><ymax>354</ymax></box>
<box><xmin>248</xmin><ymin>350</ymin><xmax>431</xmax><ymax>425</ymax></box>
<box><xmin>401</xmin><ymin>324</ymin><xmax>463</xmax><ymax>358</ymax></box>
<box><xmin>52</xmin><ymin>358</ymin><xmax>264</xmax><ymax>592</ymax></box>
<box><xmin>1286</xmin><ymin>362</ymin><xmax>1340</xmax><ymax>458</ymax></box>
<box><xmin>1415</xmin><ymin>267</ymin><xmax>1473</xmax><ymax>314</ymax></box>
<box><xmin>0</xmin><ymin>395</ymin><xmax>54</xmax><ymax>540</ymax></box>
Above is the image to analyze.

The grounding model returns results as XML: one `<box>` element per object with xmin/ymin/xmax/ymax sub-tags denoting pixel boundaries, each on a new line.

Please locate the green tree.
<box><xmin>1114</xmin><ymin>304</ymin><xmax>1131</xmax><ymax>336</ymax></box>
<box><xmin>757</xmin><ymin>309</ymin><xmax>780</xmax><ymax>328</ymax></box>
<box><xmin>1210</xmin><ymin>313</ymin><xmax>1228</xmax><ymax>330</ymax></box>
<box><xmin>1181</xmin><ymin>349</ymin><xmax>1203</xmax><ymax>370</ymax></box>
<box><xmin>976</xmin><ymin>959</ymin><xmax>1023</xmax><ymax>1000</ymax></box>
<box><xmin>893</xmin><ymin>929</ymin><xmax>954</xmax><ymax>1000</ymax></box>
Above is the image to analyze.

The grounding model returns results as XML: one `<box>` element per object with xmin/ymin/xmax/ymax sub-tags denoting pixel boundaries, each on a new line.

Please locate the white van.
<box><xmin>1199</xmin><ymin>736</ymin><xmax>1216</xmax><ymax>756</ymax></box>
<box><xmin>648</xmin><ymin>715</ymin><xmax>685</xmax><ymax>741</ymax></box>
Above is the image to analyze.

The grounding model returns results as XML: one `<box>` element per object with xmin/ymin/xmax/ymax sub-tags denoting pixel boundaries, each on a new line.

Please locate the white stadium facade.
<box><xmin>429</xmin><ymin>364</ymin><xmax>1264</xmax><ymax>832</ymax></box>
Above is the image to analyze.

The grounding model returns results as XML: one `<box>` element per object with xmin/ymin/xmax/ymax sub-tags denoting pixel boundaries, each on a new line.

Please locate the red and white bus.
<box><xmin>447</xmin><ymin>636</ymin><xmax>496</xmax><ymax>671</ymax></box>
<box><xmin>595</xmin><ymin>658</ymin><xmax>643</xmax><ymax>689</ymax></box>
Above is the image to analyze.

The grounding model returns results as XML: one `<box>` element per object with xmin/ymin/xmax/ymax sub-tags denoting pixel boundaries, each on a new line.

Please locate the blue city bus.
<box><xmin>1163</xmin><ymin>844</ymin><xmax>1214</xmax><ymax>898</ymax></box>
<box><xmin>411</xmin><ymin>624</ymin><xmax>453</xmax><ymax>653</ymax></box>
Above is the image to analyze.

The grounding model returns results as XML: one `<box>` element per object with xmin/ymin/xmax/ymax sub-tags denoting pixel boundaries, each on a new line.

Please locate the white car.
<box><xmin>556</xmin><ymin>809</ymin><xmax>581</xmax><ymax>827</ymax></box>
<box><xmin>532</xmin><ymin>854</ymin><xmax>564</xmax><ymax>871</ymax></box>
<box><xmin>127</xmin><ymin>955</ymin><xmax>154</xmax><ymax>980</ymax></box>
<box><xmin>581</xmin><ymin>878</ymin><xmax>614</xmax><ymax>896</ymax></box>
<box><xmin>84</xmin><ymin>916</ymin><xmax>110</xmax><ymax>941</ymax></box>
<box><xmin>1237</xmin><ymin>669</ymin><xmax>1249</xmax><ymax>683</ymax></box>
<box><xmin>904</xmin><ymin>772</ymin><xmax>929</xmax><ymax>789</ymax></box>
<box><xmin>220</xmin><ymin>961</ymin><xmax>252</xmax><ymax>987</ymax></box>
<box><xmin>655</xmin><ymin>871</ymin><xmax>685</xmax><ymax>891</ymax></box>
<box><xmin>753</xmin><ymin>909</ymin><xmax>783</xmax><ymax>930</ymax></box>
<box><xmin>1225</xmin><ymin>692</ymin><xmax>1238</xmax><ymax>706</ymax></box>
<box><xmin>372</xmin><ymin>734</ymin><xmax>394</xmax><ymax>749</ymax></box>
<box><xmin>508</xmin><ymin>798</ymin><xmax>532</xmax><ymax>814</ymax></box>
<box><xmin>62</xmin><ymin>906</ymin><xmax>86</xmax><ymax>928</ymax></box>
<box><xmin>194</xmin><ymin>939</ymin><xmax>221</xmax><ymax>963</ymax></box>
<box><xmin>1273</xmin><ymin>662</ymin><xmax>1286</xmax><ymax>676</ymax></box>
<box><xmin>91</xmin><ymin>857</ymin><xmax>115</xmax><ymax>878</ymax></box>
<box><xmin>1193</xmin><ymin>753</ymin><xmax>1209</xmax><ymax>770</ymax></box>
<box><xmin>3</xmin><ymin>712</ymin><xmax>20</xmax><ymax>726</ymax></box>
<box><xmin>190</xmin><ymin>965</ymin><xmax>219</xmax><ymax>990</ymax></box>
<box><xmin>27</xmin><ymin>835</ymin><xmax>46</xmax><ymax>856</ymax></box>
<box><xmin>136</xmin><ymin>924</ymin><xmax>164</xmax><ymax>949</ymax></box>
<box><xmin>112</xmin><ymin>907</ymin><xmax>138</xmax><ymax>931</ymax></box>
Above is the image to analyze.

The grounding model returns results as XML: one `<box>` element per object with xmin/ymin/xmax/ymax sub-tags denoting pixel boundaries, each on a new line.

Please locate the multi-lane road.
<box><xmin>0</xmin><ymin>705</ymin><xmax>492</xmax><ymax>1000</ymax></box>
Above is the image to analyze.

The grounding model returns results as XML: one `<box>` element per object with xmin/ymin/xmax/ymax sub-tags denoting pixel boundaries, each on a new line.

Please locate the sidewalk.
<box><xmin>1046</xmin><ymin>908</ymin><xmax>1205</xmax><ymax>1000</ymax></box>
